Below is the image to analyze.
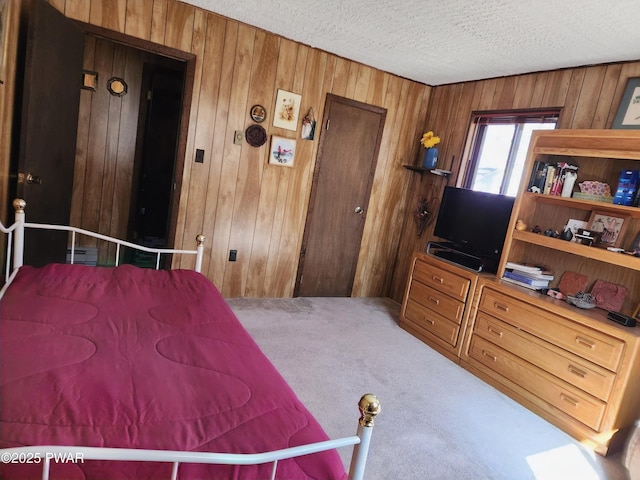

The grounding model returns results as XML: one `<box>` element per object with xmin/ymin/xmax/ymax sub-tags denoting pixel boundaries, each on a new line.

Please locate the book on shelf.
<box><xmin>504</xmin><ymin>267</ymin><xmax>554</xmax><ymax>281</ymax></box>
<box><xmin>502</xmin><ymin>270</ymin><xmax>551</xmax><ymax>287</ymax></box>
<box><xmin>501</xmin><ymin>276</ymin><xmax>548</xmax><ymax>291</ymax></box>
<box><xmin>543</xmin><ymin>165</ymin><xmax>556</xmax><ymax>194</ymax></box>
<box><xmin>528</xmin><ymin>161</ymin><xmax>549</xmax><ymax>192</ymax></box>
<box><xmin>504</xmin><ymin>261</ymin><xmax>554</xmax><ymax>277</ymax></box>
<box><xmin>528</xmin><ymin>161</ymin><xmax>578</xmax><ymax>196</ymax></box>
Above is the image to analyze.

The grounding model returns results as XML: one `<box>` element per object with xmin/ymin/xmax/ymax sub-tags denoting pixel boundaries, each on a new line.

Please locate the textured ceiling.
<box><xmin>179</xmin><ymin>0</ymin><xmax>640</xmax><ymax>86</ymax></box>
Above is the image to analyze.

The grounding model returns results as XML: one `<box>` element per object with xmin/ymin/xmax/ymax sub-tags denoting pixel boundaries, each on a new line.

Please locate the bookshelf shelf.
<box><xmin>499</xmin><ymin>129</ymin><xmax>640</xmax><ymax>314</ymax></box>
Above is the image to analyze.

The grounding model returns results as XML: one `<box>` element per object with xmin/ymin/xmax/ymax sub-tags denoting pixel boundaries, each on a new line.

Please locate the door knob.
<box><xmin>18</xmin><ymin>172</ymin><xmax>42</xmax><ymax>185</ymax></box>
<box><xmin>355</xmin><ymin>206</ymin><xmax>364</xmax><ymax>214</ymax></box>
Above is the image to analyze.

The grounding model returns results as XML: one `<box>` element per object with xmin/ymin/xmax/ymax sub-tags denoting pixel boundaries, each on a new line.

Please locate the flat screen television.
<box><xmin>431</xmin><ymin>186</ymin><xmax>515</xmax><ymax>272</ymax></box>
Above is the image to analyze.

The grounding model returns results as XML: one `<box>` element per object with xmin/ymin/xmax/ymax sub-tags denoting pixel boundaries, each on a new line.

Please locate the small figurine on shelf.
<box><xmin>515</xmin><ymin>219</ymin><xmax>527</xmax><ymax>231</ymax></box>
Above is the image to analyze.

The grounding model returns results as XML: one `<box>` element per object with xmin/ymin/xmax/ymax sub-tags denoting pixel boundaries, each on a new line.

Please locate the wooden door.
<box><xmin>13</xmin><ymin>0</ymin><xmax>84</xmax><ymax>266</ymax></box>
<box><xmin>295</xmin><ymin>95</ymin><xmax>386</xmax><ymax>297</ymax></box>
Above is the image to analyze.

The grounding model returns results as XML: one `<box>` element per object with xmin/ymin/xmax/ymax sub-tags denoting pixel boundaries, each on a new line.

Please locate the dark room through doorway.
<box><xmin>127</xmin><ymin>59</ymin><xmax>186</xmax><ymax>266</ymax></box>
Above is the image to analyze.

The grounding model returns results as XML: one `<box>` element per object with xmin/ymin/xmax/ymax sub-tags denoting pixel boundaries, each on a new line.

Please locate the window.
<box><xmin>463</xmin><ymin>110</ymin><xmax>559</xmax><ymax>196</ymax></box>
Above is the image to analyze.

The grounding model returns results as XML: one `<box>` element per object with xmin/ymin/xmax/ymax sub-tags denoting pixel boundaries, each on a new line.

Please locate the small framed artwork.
<box><xmin>273</xmin><ymin>89</ymin><xmax>301</xmax><ymax>131</ymax></box>
<box><xmin>587</xmin><ymin>211</ymin><xmax>629</xmax><ymax>248</ymax></box>
<box><xmin>269</xmin><ymin>136</ymin><xmax>296</xmax><ymax>167</ymax></box>
<box><xmin>82</xmin><ymin>70</ymin><xmax>98</xmax><ymax>91</ymax></box>
<box><xmin>630</xmin><ymin>231</ymin><xmax>640</xmax><ymax>255</ymax></box>
<box><xmin>612</xmin><ymin>77</ymin><xmax>640</xmax><ymax>129</ymax></box>
<box><xmin>250</xmin><ymin>104</ymin><xmax>266</xmax><ymax>123</ymax></box>
<box><xmin>565</xmin><ymin>218</ymin><xmax>588</xmax><ymax>242</ymax></box>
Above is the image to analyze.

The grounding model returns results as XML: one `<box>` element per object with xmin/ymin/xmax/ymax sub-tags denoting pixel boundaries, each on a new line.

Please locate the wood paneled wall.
<box><xmin>71</xmin><ymin>36</ymin><xmax>150</xmax><ymax>264</ymax></box>
<box><xmin>0</xmin><ymin>0</ymin><xmax>21</xmax><ymax>226</ymax></box>
<box><xmin>47</xmin><ymin>0</ymin><xmax>431</xmax><ymax>298</ymax></box>
<box><xmin>6</xmin><ymin>1</ymin><xmax>639</xmax><ymax>301</ymax></box>
<box><xmin>389</xmin><ymin>60</ymin><xmax>640</xmax><ymax>302</ymax></box>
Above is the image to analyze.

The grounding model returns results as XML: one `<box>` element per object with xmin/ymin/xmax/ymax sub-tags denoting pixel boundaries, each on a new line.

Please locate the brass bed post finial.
<box><xmin>358</xmin><ymin>393</ymin><xmax>380</xmax><ymax>427</ymax></box>
<box><xmin>13</xmin><ymin>198</ymin><xmax>26</xmax><ymax>213</ymax></box>
<box><xmin>196</xmin><ymin>234</ymin><xmax>206</xmax><ymax>246</ymax></box>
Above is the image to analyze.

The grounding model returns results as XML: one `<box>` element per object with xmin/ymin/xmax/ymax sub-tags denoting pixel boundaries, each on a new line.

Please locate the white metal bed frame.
<box><xmin>0</xmin><ymin>198</ymin><xmax>380</xmax><ymax>480</ymax></box>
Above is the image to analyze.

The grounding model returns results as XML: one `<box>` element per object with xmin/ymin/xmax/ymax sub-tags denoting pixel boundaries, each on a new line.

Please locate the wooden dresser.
<box><xmin>399</xmin><ymin>252</ymin><xmax>481</xmax><ymax>363</ymax></box>
<box><xmin>399</xmin><ymin>129</ymin><xmax>640</xmax><ymax>454</ymax></box>
<box><xmin>461</xmin><ymin>278</ymin><xmax>640</xmax><ymax>454</ymax></box>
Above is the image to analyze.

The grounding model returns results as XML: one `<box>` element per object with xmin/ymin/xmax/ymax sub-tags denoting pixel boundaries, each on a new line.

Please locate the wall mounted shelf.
<box><xmin>403</xmin><ymin>165</ymin><xmax>451</xmax><ymax>178</ymax></box>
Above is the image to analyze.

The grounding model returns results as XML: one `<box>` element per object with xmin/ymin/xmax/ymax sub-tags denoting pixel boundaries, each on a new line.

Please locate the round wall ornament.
<box><xmin>250</xmin><ymin>104</ymin><xmax>266</xmax><ymax>123</ymax></box>
<box><xmin>107</xmin><ymin>77</ymin><xmax>128</xmax><ymax>96</ymax></box>
<box><xmin>245</xmin><ymin>124</ymin><xmax>267</xmax><ymax>147</ymax></box>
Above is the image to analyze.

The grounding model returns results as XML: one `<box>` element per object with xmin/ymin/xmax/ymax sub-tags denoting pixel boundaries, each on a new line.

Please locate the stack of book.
<box><xmin>502</xmin><ymin>262</ymin><xmax>554</xmax><ymax>290</ymax></box>
<box><xmin>527</xmin><ymin>161</ymin><xmax>578</xmax><ymax>196</ymax></box>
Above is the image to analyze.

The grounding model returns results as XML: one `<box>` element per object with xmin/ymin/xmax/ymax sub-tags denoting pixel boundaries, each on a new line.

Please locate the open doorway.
<box><xmin>126</xmin><ymin>59</ymin><xmax>185</xmax><ymax>266</ymax></box>
<box><xmin>69</xmin><ymin>23</ymin><xmax>194</xmax><ymax>267</ymax></box>
<box><xmin>7</xmin><ymin>4</ymin><xmax>194</xmax><ymax>268</ymax></box>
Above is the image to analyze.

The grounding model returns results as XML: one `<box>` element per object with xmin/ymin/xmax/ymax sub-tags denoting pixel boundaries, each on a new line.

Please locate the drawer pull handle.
<box><xmin>487</xmin><ymin>326</ymin><xmax>503</xmax><ymax>338</ymax></box>
<box><xmin>482</xmin><ymin>350</ymin><xmax>498</xmax><ymax>362</ymax></box>
<box><xmin>493</xmin><ymin>302</ymin><xmax>509</xmax><ymax>313</ymax></box>
<box><xmin>568</xmin><ymin>365</ymin><xmax>586</xmax><ymax>378</ymax></box>
<box><xmin>432</xmin><ymin>275</ymin><xmax>444</xmax><ymax>284</ymax></box>
<box><xmin>575</xmin><ymin>336</ymin><xmax>595</xmax><ymax>349</ymax></box>
<box><xmin>422</xmin><ymin>316</ymin><xmax>435</xmax><ymax>325</ymax></box>
<box><xmin>429</xmin><ymin>297</ymin><xmax>440</xmax><ymax>306</ymax></box>
<box><xmin>560</xmin><ymin>393</ymin><xmax>579</xmax><ymax>408</ymax></box>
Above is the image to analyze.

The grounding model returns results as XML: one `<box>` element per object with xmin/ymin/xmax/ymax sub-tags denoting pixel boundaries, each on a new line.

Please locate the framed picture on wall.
<box><xmin>268</xmin><ymin>136</ymin><xmax>296</xmax><ymax>167</ymax></box>
<box><xmin>273</xmin><ymin>89</ymin><xmax>301</xmax><ymax>131</ymax></box>
<box><xmin>612</xmin><ymin>77</ymin><xmax>640</xmax><ymax>129</ymax></box>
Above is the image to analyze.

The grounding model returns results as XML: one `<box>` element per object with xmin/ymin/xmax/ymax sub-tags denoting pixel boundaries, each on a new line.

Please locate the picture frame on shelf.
<box><xmin>587</xmin><ymin>211</ymin><xmax>629</xmax><ymax>248</ymax></box>
<box><xmin>612</xmin><ymin>77</ymin><xmax>640</xmax><ymax>130</ymax></box>
<box><xmin>565</xmin><ymin>218</ymin><xmax>588</xmax><ymax>242</ymax></box>
<box><xmin>630</xmin><ymin>231</ymin><xmax>640</xmax><ymax>255</ymax></box>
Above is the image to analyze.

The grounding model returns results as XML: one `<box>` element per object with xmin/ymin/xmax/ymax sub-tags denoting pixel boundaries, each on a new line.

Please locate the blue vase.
<box><xmin>422</xmin><ymin>147</ymin><xmax>438</xmax><ymax>169</ymax></box>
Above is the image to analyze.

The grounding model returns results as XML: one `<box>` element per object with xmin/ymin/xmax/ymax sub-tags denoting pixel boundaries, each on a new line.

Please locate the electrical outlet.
<box><xmin>229</xmin><ymin>249</ymin><xmax>237</xmax><ymax>262</ymax></box>
<box><xmin>195</xmin><ymin>149</ymin><xmax>204</xmax><ymax>163</ymax></box>
<box><xmin>233</xmin><ymin>131</ymin><xmax>244</xmax><ymax>145</ymax></box>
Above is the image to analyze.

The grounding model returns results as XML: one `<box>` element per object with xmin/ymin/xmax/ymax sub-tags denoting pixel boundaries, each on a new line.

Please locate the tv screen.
<box><xmin>433</xmin><ymin>187</ymin><xmax>514</xmax><ymax>269</ymax></box>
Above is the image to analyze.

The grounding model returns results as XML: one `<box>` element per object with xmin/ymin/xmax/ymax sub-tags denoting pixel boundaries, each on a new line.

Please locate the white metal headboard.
<box><xmin>1</xmin><ymin>198</ymin><xmax>205</xmax><ymax>287</ymax></box>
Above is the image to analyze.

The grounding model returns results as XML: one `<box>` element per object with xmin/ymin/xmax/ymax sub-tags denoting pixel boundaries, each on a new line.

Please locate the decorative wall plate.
<box><xmin>245</xmin><ymin>124</ymin><xmax>267</xmax><ymax>147</ymax></box>
<box><xmin>250</xmin><ymin>104</ymin><xmax>266</xmax><ymax>123</ymax></box>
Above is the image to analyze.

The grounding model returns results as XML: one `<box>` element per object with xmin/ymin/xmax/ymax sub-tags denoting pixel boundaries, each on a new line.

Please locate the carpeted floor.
<box><xmin>227</xmin><ymin>296</ymin><xmax>630</xmax><ymax>480</ymax></box>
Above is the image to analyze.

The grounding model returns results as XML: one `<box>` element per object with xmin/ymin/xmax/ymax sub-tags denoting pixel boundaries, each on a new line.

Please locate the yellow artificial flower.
<box><xmin>420</xmin><ymin>131</ymin><xmax>441</xmax><ymax>149</ymax></box>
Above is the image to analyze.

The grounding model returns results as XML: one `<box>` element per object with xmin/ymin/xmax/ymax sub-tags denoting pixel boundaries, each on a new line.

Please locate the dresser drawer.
<box><xmin>409</xmin><ymin>281</ymin><xmax>465</xmax><ymax>324</ymax></box>
<box><xmin>474</xmin><ymin>312</ymin><xmax>616</xmax><ymax>401</ymax></box>
<box><xmin>469</xmin><ymin>335</ymin><xmax>606</xmax><ymax>431</ymax></box>
<box><xmin>405</xmin><ymin>298</ymin><xmax>460</xmax><ymax>346</ymax></box>
<box><xmin>413</xmin><ymin>260</ymin><xmax>470</xmax><ymax>301</ymax></box>
<box><xmin>479</xmin><ymin>288</ymin><xmax>624</xmax><ymax>372</ymax></box>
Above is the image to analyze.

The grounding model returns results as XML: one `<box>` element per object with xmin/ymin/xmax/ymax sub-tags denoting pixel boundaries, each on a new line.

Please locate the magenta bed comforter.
<box><xmin>0</xmin><ymin>264</ymin><xmax>346</xmax><ymax>480</ymax></box>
